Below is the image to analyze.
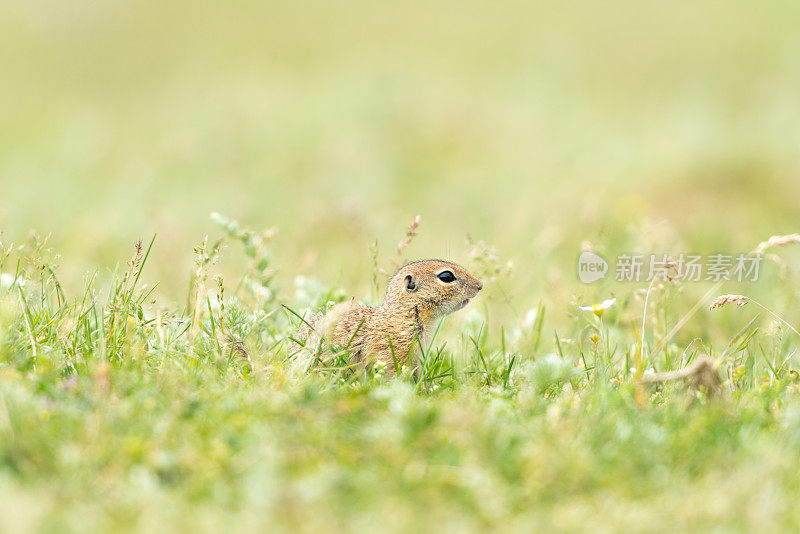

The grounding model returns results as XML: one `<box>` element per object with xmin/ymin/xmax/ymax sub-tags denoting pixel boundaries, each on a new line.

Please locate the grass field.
<box><xmin>2</xmin><ymin>1</ymin><xmax>800</xmax><ymax>532</ymax></box>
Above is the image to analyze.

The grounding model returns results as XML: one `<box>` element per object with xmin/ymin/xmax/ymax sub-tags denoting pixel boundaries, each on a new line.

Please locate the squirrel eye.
<box><xmin>437</xmin><ymin>270</ymin><xmax>456</xmax><ymax>283</ymax></box>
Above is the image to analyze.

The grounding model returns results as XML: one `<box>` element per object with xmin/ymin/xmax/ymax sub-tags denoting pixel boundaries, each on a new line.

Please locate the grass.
<box><xmin>2</xmin><ymin>219</ymin><xmax>800</xmax><ymax>533</ymax></box>
<box><xmin>3</xmin><ymin>0</ymin><xmax>800</xmax><ymax>531</ymax></box>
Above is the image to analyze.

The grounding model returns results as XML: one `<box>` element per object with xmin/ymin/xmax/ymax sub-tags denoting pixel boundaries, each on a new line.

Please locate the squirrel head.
<box><xmin>384</xmin><ymin>259</ymin><xmax>483</xmax><ymax>321</ymax></box>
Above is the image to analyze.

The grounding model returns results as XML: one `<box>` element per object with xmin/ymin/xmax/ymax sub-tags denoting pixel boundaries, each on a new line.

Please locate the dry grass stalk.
<box><xmin>752</xmin><ymin>233</ymin><xmax>800</xmax><ymax>255</ymax></box>
<box><xmin>397</xmin><ymin>215</ymin><xmax>421</xmax><ymax>256</ymax></box>
<box><xmin>710</xmin><ymin>293</ymin><xmax>800</xmax><ymax>339</ymax></box>
<box><xmin>639</xmin><ymin>357</ymin><xmax>722</xmax><ymax>395</ymax></box>
<box><xmin>635</xmin><ymin>258</ymin><xmax>679</xmax><ymax>405</ymax></box>
<box><xmin>120</xmin><ymin>239</ymin><xmax>144</xmax><ymax>294</ymax></box>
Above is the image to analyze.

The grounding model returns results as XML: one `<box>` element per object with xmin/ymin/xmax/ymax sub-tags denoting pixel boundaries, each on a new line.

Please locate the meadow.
<box><xmin>2</xmin><ymin>0</ymin><xmax>800</xmax><ymax>532</ymax></box>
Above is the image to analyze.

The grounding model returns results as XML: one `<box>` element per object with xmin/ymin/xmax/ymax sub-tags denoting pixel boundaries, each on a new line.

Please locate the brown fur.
<box><xmin>293</xmin><ymin>259</ymin><xmax>483</xmax><ymax>374</ymax></box>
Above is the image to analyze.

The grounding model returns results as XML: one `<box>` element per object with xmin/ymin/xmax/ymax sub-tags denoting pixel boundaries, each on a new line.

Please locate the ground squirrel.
<box><xmin>293</xmin><ymin>259</ymin><xmax>483</xmax><ymax>374</ymax></box>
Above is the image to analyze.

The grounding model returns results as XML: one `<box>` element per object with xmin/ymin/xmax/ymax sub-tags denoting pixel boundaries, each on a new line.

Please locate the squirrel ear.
<box><xmin>404</xmin><ymin>274</ymin><xmax>417</xmax><ymax>292</ymax></box>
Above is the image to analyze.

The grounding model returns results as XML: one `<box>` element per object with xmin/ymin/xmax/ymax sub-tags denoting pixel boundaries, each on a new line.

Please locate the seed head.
<box><xmin>709</xmin><ymin>294</ymin><xmax>749</xmax><ymax>310</ymax></box>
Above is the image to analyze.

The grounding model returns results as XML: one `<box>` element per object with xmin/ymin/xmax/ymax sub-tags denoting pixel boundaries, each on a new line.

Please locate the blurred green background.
<box><xmin>4</xmin><ymin>4</ymin><xmax>800</xmax><ymax>530</ymax></box>
<box><xmin>2</xmin><ymin>0</ymin><xmax>799</xmax><ymax>310</ymax></box>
